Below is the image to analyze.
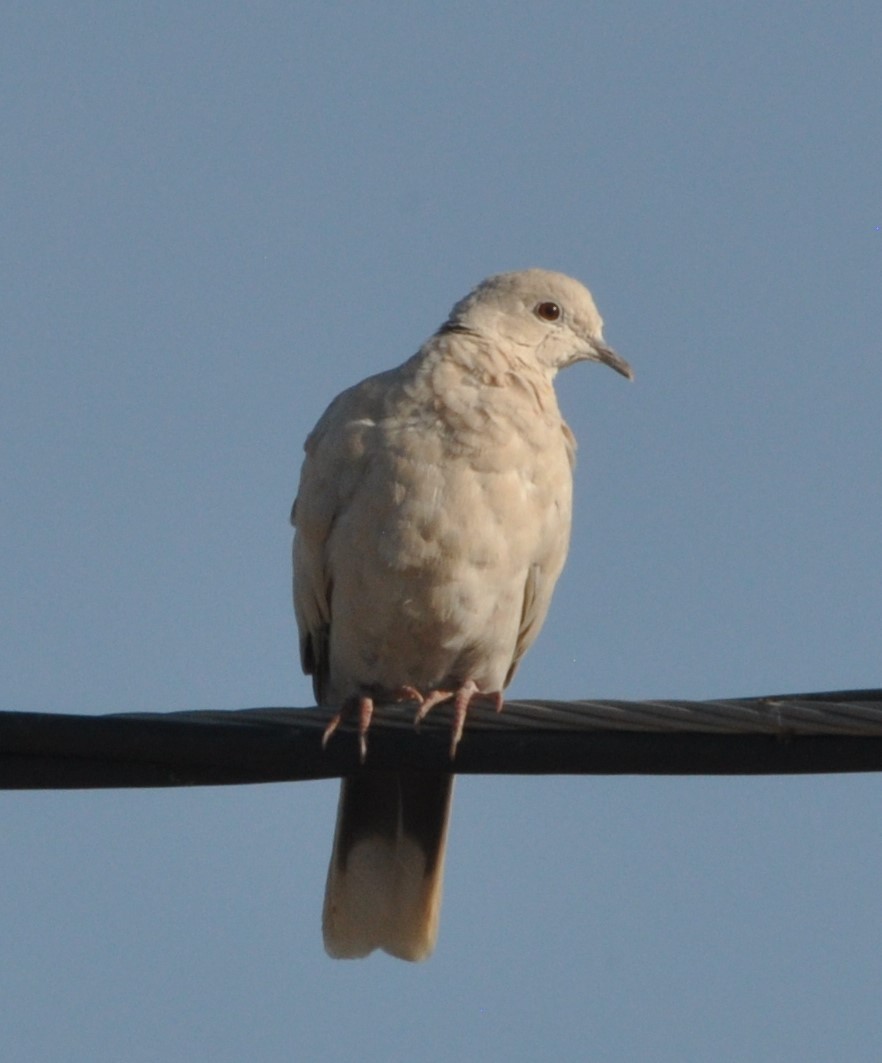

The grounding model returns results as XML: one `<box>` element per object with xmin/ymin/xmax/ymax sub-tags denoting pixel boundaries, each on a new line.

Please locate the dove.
<box><xmin>291</xmin><ymin>268</ymin><xmax>632</xmax><ymax>961</ymax></box>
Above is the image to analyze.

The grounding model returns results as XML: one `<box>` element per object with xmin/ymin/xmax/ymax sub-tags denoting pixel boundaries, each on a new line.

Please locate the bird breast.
<box><xmin>323</xmin><ymin>359</ymin><xmax>574</xmax><ymax>699</ymax></box>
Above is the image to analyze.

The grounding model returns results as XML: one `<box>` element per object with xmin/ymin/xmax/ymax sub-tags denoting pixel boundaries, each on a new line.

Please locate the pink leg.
<box><xmin>413</xmin><ymin>688</ymin><xmax>454</xmax><ymax>724</ymax></box>
<box><xmin>323</xmin><ymin>685</ymin><xmax>504</xmax><ymax>763</ymax></box>
<box><xmin>321</xmin><ymin>694</ymin><xmax>374</xmax><ymax>764</ymax></box>
<box><xmin>412</xmin><ymin>681</ymin><xmax>505</xmax><ymax>758</ymax></box>
<box><xmin>449</xmin><ymin>680</ymin><xmax>479</xmax><ymax>756</ymax></box>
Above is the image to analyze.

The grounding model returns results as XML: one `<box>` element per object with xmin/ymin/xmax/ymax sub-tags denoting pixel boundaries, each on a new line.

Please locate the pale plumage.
<box><xmin>292</xmin><ymin>269</ymin><xmax>632</xmax><ymax>960</ymax></box>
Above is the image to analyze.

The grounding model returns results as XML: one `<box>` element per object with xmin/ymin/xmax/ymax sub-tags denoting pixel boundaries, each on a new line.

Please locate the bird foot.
<box><xmin>321</xmin><ymin>683</ymin><xmax>504</xmax><ymax>763</ymax></box>
<box><xmin>411</xmin><ymin>680</ymin><xmax>504</xmax><ymax>758</ymax></box>
<box><xmin>322</xmin><ymin>695</ymin><xmax>374</xmax><ymax>764</ymax></box>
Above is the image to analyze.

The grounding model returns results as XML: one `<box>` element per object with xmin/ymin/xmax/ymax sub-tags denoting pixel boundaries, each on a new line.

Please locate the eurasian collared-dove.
<box><xmin>291</xmin><ymin>268</ymin><xmax>632</xmax><ymax>961</ymax></box>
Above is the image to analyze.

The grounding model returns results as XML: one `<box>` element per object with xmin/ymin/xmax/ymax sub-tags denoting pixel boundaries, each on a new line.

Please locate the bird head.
<box><xmin>442</xmin><ymin>268</ymin><xmax>633</xmax><ymax>380</ymax></box>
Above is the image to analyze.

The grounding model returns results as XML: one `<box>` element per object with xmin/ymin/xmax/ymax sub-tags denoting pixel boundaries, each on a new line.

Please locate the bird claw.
<box><xmin>322</xmin><ymin>684</ymin><xmax>503</xmax><ymax>762</ymax></box>
<box><xmin>322</xmin><ymin>695</ymin><xmax>374</xmax><ymax>764</ymax></box>
<box><xmin>412</xmin><ymin>680</ymin><xmax>504</xmax><ymax>758</ymax></box>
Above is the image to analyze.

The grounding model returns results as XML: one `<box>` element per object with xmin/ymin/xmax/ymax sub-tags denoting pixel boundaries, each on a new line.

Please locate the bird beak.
<box><xmin>588</xmin><ymin>341</ymin><xmax>634</xmax><ymax>380</ymax></box>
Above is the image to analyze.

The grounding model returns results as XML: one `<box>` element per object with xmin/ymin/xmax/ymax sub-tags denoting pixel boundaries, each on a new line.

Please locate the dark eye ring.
<box><xmin>535</xmin><ymin>301</ymin><xmax>561</xmax><ymax>322</ymax></box>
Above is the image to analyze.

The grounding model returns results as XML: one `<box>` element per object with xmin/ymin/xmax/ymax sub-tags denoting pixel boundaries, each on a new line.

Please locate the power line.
<box><xmin>2</xmin><ymin>689</ymin><xmax>882</xmax><ymax>789</ymax></box>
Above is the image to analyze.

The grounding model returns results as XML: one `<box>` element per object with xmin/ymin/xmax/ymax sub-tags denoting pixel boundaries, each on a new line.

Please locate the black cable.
<box><xmin>2</xmin><ymin>690</ymin><xmax>882</xmax><ymax>789</ymax></box>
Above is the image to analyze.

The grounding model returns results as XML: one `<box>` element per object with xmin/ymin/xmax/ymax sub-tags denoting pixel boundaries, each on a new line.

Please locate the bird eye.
<box><xmin>535</xmin><ymin>301</ymin><xmax>561</xmax><ymax>322</ymax></box>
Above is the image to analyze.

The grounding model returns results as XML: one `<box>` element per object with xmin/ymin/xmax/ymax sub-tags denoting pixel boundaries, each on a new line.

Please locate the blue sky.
<box><xmin>2</xmin><ymin>3</ymin><xmax>880</xmax><ymax>1060</ymax></box>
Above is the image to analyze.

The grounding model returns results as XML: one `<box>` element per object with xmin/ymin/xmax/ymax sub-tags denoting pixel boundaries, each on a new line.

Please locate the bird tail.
<box><xmin>322</xmin><ymin>772</ymin><xmax>454</xmax><ymax>961</ymax></box>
